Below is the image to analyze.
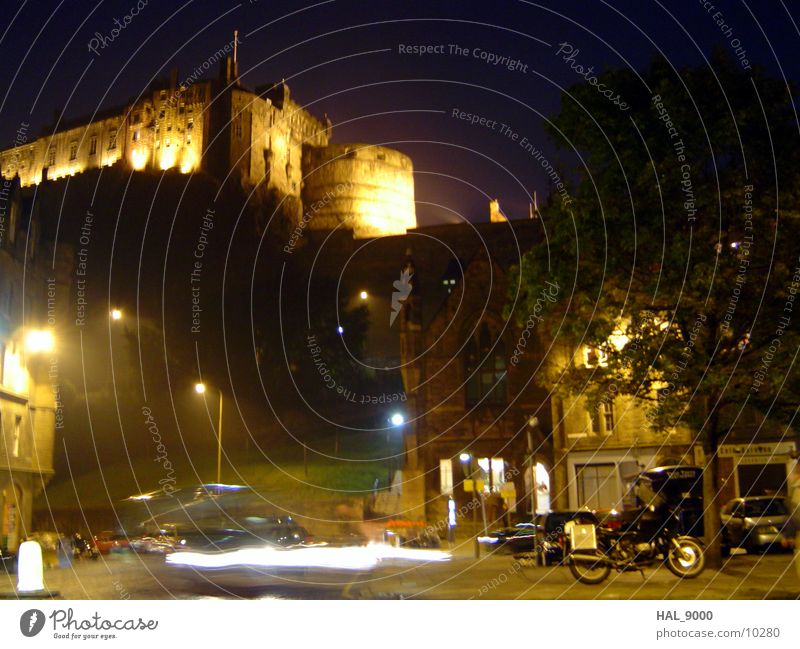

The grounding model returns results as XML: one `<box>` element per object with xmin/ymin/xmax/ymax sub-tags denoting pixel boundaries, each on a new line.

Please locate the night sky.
<box><xmin>3</xmin><ymin>0</ymin><xmax>798</xmax><ymax>225</ymax></box>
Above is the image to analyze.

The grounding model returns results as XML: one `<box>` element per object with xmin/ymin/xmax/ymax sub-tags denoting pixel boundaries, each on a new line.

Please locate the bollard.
<box><xmin>17</xmin><ymin>541</ymin><xmax>46</xmax><ymax>594</ymax></box>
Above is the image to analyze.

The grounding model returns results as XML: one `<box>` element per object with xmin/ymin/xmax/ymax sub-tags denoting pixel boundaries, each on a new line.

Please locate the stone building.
<box><xmin>545</xmin><ymin>343</ymin><xmax>693</xmax><ymax>511</ymax></box>
<box><xmin>0</xmin><ymin>46</ymin><xmax>416</xmax><ymax>238</ymax></box>
<box><xmin>0</xmin><ymin>179</ymin><xmax>72</xmax><ymax>551</ymax></box>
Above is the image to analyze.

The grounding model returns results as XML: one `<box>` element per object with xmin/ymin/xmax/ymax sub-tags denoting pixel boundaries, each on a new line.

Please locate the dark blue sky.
<box><xmin>1</xmin><ymin>0</ymin><xmax>798</xmax><ymax>225</ymax></box>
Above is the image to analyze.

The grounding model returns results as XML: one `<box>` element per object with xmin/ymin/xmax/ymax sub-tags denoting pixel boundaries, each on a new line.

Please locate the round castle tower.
<box><xmin>301</xmin><ymin>143</ymin><xmax>416</xmax><ymax>238</ymax></box>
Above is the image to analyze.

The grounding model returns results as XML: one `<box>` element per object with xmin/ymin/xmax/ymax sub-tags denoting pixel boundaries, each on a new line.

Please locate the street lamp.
<box><xmin>110</xmin><ymin>308</ymin><xmax>122</xmax><ymax>321</ymax></box>
<box><xmin>359</xmin><ymin>290</ymin><xmax>368</xmax><ymax>300</ymax></box>
<box><xmin>194</xmin><ymin>382</ymin><xmax>223</xmax><ymax>484</ymax></box>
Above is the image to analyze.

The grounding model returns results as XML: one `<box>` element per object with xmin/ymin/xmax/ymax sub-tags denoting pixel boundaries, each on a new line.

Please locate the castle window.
<box><xmin>108</xmin><ymin>131</ymin><xmax>117</xmax><ymax>150</ymax></box>
<box><xmin>132</xmin><ymin>112</ymin><xmax>141</xmax><ymax>124</ymax></box>
<box><xmin>159</xmin><ymin>110</ymin><xmax>165</xmax><ymax>119</ymax></box>
<box><xmin>12</xmin><ymin>415</ymin><xmax>22</xmax><ymax>457</ymax></box>
<box><xmin>69</xmin><ymin>142</ymin><xmax>78</xmax><ymax>160</ymax></box>
<box><xmin>89</xmin><ymin>136</ymin><xmax>97</xmax><ymax>156</ymax></box>
<box><xmin>167</xmin><ymin>125</ymin><xmax>172</xmax><ymax>131</ymax></box>
<box><xmin>234</xmin><ymin>119</ymin><xmax>242</xmax><ymax>139</ymax></box>
<box><xmin>133</xmin><ymin>130</ymin><xmax>140</xmax><ymax>142</ymax></box>
<box><xmin>465</xmin><ymin>323</ymin><xmax>507</xmax><ymax>406</ymax></box>
<box><xmin>160</xmin><ymin>90</ymin><xmax>166</xmax><ymax>100</ymax></box>
<box><xmin>47</xmin><ymin>146</ymin><xmax>56</xmax><ymax>166</ymax></box>
<box><xmin>187</xmin><ymin>120</ymin><xmax>193</xmax><ymax>130</ymax></box>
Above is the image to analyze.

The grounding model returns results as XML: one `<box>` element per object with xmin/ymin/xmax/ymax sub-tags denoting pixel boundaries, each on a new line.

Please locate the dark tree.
<box><xmin>511</xmin><ymin>53</ymin><xmax>800</xmax><ymax>566</ymax></box>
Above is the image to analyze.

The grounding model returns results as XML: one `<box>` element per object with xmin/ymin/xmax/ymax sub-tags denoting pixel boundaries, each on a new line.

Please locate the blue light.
<box><xmin>390</xmin><ymin>413</ymin><xmax>405</xmax><ymax>426</ymax></box>
<box><xmin>337</xmin><ymin>326</ymin><xmax>344</xmax><ymax>334</ymax></box>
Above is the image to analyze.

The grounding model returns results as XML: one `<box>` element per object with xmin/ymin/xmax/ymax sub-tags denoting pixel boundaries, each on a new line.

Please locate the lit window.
<box><xmin>47</xmin><ymin>147</ymin><xmax>56</xmax><ymax>166</ymax></box>
<box><xmin>69</xmin><ymin>142</ymin><xmax>78</xmax><ymax>161</ymax></box>
<box><xmin>89</xmin><ymin>136</ymin><xmax>97</xmax><ymax>156</ymax></box>
<box><xmin>583</xmin><ymin>346</ymin><xmax>608</xmax><ymax>368</ymax></box>
<box><xmin>108</xmin><ymin>131</ymin><xmax>117</xmax><ymax>150</ymax></box>
<box><xmin>132</xmin><ymin>130</ymin><xmax>140</xmax><ymax>142</ymax></box>
<box><xmin>440</xmin><ymin>459</ymin><xmax>453</xmax><ymax>495</ymax></box>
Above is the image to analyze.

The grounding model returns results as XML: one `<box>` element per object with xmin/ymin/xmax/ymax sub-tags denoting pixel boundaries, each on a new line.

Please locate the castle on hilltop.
<box><xmin>0</xmin><ymin>37</ymin><xmax>416</xmax><ymax>238</ymax></box>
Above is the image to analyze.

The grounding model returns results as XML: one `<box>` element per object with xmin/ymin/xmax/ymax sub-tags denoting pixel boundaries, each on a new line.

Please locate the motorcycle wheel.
<box><xmin>568</xmin><ymin>552</ymin><xmax>611</xmax><ymax>585</ymax></box>
<box><xmin>666</xmin><ymin>537</ymin><xmax>705</xmax><ymax>579</ymax></box>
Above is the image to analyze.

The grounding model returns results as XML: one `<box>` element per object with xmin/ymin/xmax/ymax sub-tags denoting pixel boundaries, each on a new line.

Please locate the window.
<box><xmin>234</xmin><ymin>119</ymin><xmax>242</xmax><ymax>139</ymax></box>
<box><xmin>576</xmin><ymin>463</ymin><xmax>617</xmax><ymax>509</ymax></box>
<box><xmin>108</xmin><ymin>131</ymin><xmax>117</xmax><ymax>150</ymax></box>
<box><xmin>47</xmin><ymin>147</ymin><xmax>56</xmax><ymax>166</ymax></box>
<box><xmin>12</xmin><ymin>416</ymin><xmax>21</xmax><ymax>457</ymax></box>
<box><xmin>587</xmin><ymin>400</ymin><xmax>614</xmax><ymax>435</ymax></box>
<box><xmin>440</xmin><ymin>459</ymin><xmax>453</xmax><ymax>495</ymax></box>
<box><xmin>583</xmin><ymin>346</ymin><xmax>608</xmax><ymax>367</ymax></box>
<box><xmin>187</xmin><ymin>119</ymin><xmax>193</xmax><ymax>130</ymax></box>
<box><xmin>603</xmin><ymin>401</ymin><xmax>615</xmax><ymax>431</ymax></box>
<box><xmin>89</xmin><ymin>136</ymin><xmax>97</xmax><ymax>156</ymax></box>
<box><xmin>69</xmin><ymin>142</ymin><xmax>78</xmax><ymax>161</ymax></box>
<box><xmin>132</xmin><ymin>112</ymin><xmax>141</xmax><ymax>124</ymax></box>
<box><xmin>588</xmin><ymin>406</ymin><xmax>602</xmax><ymax>434</ymax></box>
<box><xmin>465</xmin><ymin>323</ymin><xmax>507</xmax><ymax>406</ymax></box>
<box><xmin>132</xmin><ymin>130</ymin><xmax>140</xmax><ymax>142</ymax></box>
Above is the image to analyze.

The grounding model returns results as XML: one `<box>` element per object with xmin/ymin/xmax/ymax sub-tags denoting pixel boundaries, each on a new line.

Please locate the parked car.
<box><xmin>720</xmin><ymin>496</ymin><xmax>794</xmax><ymax>554</ymax></box>
<box><xmin>483</xmin><ymin>510</ymin><xmax>599</xmax><ymax>563</ymax></box>
<box><xmin>92</xmin><ymin>531</ymin><xmax>130</xmax><ymax>555</ymax></box>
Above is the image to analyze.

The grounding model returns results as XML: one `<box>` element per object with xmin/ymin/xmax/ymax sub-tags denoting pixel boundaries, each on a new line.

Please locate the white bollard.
<box><xmin>16</xmin><ymin>541</ymin><xmax>45</xmax><ymax>594</ymax></box>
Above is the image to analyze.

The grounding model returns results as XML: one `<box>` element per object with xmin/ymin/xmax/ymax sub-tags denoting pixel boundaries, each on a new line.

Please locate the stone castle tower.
<box><xmin>0</xmin><ymin>39</ymin><xmax>416</xmax><ymax>238</ymax></box>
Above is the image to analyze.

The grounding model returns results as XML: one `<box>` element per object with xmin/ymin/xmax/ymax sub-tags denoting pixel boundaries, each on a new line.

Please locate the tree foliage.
<box><xmin>511</xmin><ymin>53</ymin><xmax>800</xmax><ymax>563</ymax></box>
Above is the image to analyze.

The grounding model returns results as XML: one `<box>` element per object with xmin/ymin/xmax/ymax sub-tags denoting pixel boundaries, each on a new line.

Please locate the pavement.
<box><xmin>1</xmin><ymin>546</ymin><xmax>798</xmax><ymax>600</ymax></box>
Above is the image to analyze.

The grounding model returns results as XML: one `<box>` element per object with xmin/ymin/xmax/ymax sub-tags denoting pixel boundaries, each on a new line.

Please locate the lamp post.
<box><xmin>460</xmin><ymin>452</ymin><xmax>480</xmax><ymax>559</ymax></box>
<box><xmin>387</xmin><ymin>412</ymin><xmax>405</xmax><ymax>487</ymax></box>
<box><xmin>195</xmin><ymin>382</ymin><xmax>223</xmax><ymax>484</ymax></box>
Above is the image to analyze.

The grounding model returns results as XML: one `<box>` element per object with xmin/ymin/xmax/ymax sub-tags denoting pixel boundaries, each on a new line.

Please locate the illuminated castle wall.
<box><xmin>0</xmin><ymin>55</ymin><xmax>416</xmax><ymax>237</ymax></box>
<box><xmin>302</xmin><ymin>143</ymin><xmax>416</xmax><ymax>239</ymax></box>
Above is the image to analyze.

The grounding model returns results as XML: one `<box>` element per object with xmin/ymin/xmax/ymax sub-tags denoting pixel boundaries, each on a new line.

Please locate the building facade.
<box><xmin>0</xmin><ymin>180</ymin><xmax>71</xmax><ymax>551</ymax></box>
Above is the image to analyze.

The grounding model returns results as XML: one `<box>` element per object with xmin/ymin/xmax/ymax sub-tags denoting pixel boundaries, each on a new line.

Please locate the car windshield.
<box><xmin>743</xmin><ymin>500</ymin><xmax>787</xmax><ymax>517</ymax></box>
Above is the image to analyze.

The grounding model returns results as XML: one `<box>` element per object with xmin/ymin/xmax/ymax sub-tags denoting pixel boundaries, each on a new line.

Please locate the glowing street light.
<box><xmin>194</xmin><ymin>382</ymin><xmax>223</xmax><ymax>484</ymax></box>
<box><xmin>110</xmin><ymin>308</ymin><xmax>122</xmax><ymax>321</ymax></box>
<box><xmin>337</xmin><ymin>326</ymin><xmax>344</xmax><ymax>335</ymax></box>
<box><xmin>390</xmin><ymin>413</ymin><xmax>405</xmax><ymax>427</ymax></box>
<box><xmin>359</xmin><ymin>291</ymin><xmax>368</xmax><ymax>300</ymax></box>
<box><xmin>459</xmin><ymin>452</ymin><xmax>471</xmax><ymax>463</ymax></box>
<box><xmin>25</xmin><ymin>330</ymin><xmax>54</xmax><ymax>354</ymax></box>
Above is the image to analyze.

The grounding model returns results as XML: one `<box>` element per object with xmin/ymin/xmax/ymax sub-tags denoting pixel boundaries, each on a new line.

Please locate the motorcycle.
<box><xmin>567</xmin><ymin>465</ymin><xmax>706</xmax><ymax>585</ymax></box>
<box><xmin>72</xmin><ymin>533</ymin><xmax>100</xmax><ymax>560</ymax></box>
